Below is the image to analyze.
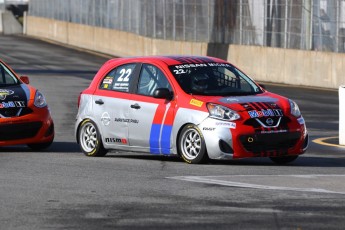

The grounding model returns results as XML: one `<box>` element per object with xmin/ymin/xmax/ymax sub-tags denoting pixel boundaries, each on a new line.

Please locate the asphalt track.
<box><xmin>0</xmin><ymin>35</ymin><xmax>345</xmax><ymax>230</ymax></box>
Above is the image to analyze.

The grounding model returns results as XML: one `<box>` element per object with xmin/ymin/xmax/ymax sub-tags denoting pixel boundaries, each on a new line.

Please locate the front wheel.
<box><xmin>78</xmin><ymin>119</ymin><xmax>107</xmax><ymax>157</ymax></box>
<box><xmin>178</xmin><ymin>124</ymin><xmax>208</xmax><ymax>164</ymax></box>
<box><xmin>270</xmin><ymin>155</ymin><xmax>298</xmax><ymax>165</ymax></box>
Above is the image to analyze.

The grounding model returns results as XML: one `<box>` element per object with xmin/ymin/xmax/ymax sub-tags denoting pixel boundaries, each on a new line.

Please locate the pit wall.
<box><xmin>26</xmin><ymin>16</ymin><xmax>345</xmax><ymax>89</ymax></box>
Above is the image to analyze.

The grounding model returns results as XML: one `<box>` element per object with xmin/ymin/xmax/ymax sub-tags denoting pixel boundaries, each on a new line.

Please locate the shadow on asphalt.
<box><xmin>106</xmin><ymin>154</ymin><xmax>345</xmax><ymax>167</ymax></box>
<box><xmin>0</xmin><ymin>142</ymin><xmax>80</xmax><ymax>153</ymax></box>
<box><xmin>1</xmin><ymin>142</ymin><xmax>345</xmax><ymax>167</ymax></box>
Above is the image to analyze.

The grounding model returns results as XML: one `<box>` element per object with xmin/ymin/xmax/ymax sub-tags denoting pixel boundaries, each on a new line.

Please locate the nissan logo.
<box><xmin>266</xmin><ymin>118</ymin><xmax>274</xmax><ymax>126</ymax></box>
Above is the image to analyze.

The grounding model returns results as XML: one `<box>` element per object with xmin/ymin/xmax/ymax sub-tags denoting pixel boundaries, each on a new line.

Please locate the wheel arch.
<box><xmin>76</xmin><ymin>118</ymin><xmax>97</xmax><ymax>144</ymax></box>
<box><xmin>175</xmin><ymin>123</ymin><xmax>193</xmax><ymax>157</ymax></box>
<box><xmin>175</xmin><ymin>122</ymin><xmax>209</xmax><ymax>158</ymax></box>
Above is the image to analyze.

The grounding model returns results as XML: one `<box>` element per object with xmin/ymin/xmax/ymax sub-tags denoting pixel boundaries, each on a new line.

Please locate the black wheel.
<box><xmin>78</xmin><ymin>119</ymin><xmax>107</xmax><ymax>157</ymax></box>
<box><xmin>270</xmin><ymin>155</ymin><xmax>298</xmax><ymax>164</ymax></box>
<box><xmin>27</xmin><ymin>140</ymin><xmax>53</xmax><ymax>150</ymax></box>
<box><xmin>178</xmin><ymin>124</ymin><xmax>208</xmax><ymax>164</ymax></box>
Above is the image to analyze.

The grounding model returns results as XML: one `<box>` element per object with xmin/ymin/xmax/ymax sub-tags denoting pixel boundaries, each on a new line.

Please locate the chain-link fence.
<box><xmin>28</xmin><ymin>0</ymin><xmax>345</xmax><ymax>53</ymax></box>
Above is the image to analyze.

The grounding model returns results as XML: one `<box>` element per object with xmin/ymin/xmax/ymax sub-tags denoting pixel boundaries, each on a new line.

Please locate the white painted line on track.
<box><xmin>168</xmin><ymin>175</ymin><xmax>345</xmax><ymax>195</ymax></box>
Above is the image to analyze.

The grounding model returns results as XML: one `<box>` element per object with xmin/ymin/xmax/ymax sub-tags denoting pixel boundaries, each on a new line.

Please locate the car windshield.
<box><xmin>169</xmin><ymin>63</ymin><xmax>262</xmax><ymax>96</ymax></box>
<box><xmin>0</xmin><ymin>63</ymin><xmax>19</xmax><ymax>86</ymax></box>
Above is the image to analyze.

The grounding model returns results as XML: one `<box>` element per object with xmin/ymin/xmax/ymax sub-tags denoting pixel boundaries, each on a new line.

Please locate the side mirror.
<box><xmin>153</xmin><ymin>88</ymin><xmax>173</xmax><ymax>100</ymax></box>
<box><xmin>20</xmin><ymin>76</ymin><xmax>30</xmax><ymax>84</ymax></box>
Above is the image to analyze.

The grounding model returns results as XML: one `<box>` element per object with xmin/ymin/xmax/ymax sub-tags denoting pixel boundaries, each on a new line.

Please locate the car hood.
<box><xmin>0</xmin><ymin>84</ymin><xmax>30</xmax><ymax>108</ymax></box>
<box><xmin>192</xmin><ymin>92</ymin><xmax>289</xmax><ymax>112</ymax></box>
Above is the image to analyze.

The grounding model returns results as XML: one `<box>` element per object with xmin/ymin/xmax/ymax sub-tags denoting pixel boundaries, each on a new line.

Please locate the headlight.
<box><xmin>34</xmin><ymin>90</ymin><xmax>47</xmax><ymax>108</ymax></box>
<box><xmin>207</xmin><ymin>103</ymin><xmax>240</xmax><ymax>121</ymax></box>
<box><xmin>289</xmin><ymin>99</ymin><xmax>301</xmax><ymax>117</ymax></box>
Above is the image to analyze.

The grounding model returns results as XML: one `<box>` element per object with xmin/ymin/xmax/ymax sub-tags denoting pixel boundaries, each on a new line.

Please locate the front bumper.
<box><xmin>0</xmin><ymin>107</ymin><xmax>54</xmax><ymax>146</ymax></box>
<box><xmin>199</xmin><ymin>117</ymin><xmax>308</xmax><ymax>160</ymax></box>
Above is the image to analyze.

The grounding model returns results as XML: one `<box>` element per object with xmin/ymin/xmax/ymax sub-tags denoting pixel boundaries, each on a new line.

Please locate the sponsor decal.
<box><xmin>248</xmin><ymin>109</ymin><xmax>283</xmax><ymax>118</ymax></box>
<box><xmin>0</xmin><ymin>89</ymin><xmax>14</xmax><ymax>100</ymax></box>
<box><xmin>0</xmin><ymin>101</ymin><xmax>25</xmax><ymax>109</ymax></box>
<box><xmin>215</xmin><ymin>121</ymin><xmax>236</xmax><ymax>129</ymax></box>
<box><xmin>105</xmin><ymin>137</ymin><xmax>127</xmax><ymax>144</ymax></box>
<box><xmin>114</xmin><ymin>118</ymin><xmax>139</xmax><ymax>124</ymax></box>
<box><xmin>102</xmin><ymin>77</ymin><xmax>113</xmax><ymax>85</ymax></box>
<box><xmin>261</xmin><ymin>130</ymin><xmax>288</xmax><ymax>134</ymax></box>
<box><xmin>203</xmin><ymin>127</ymin><xmax>216</xmax><ymax>131</ymax></box>
<box><xmin>15</xmin><ymin>101</ymin><xmax>25</xmax><ymax>107</ymax></box>
<box><xmin>224</xmin><ymin>98</ymin><xmax>240</xmax><ymax>103</ymax></box>
<box><xmin>220</xmin><ymin>96</ymin><xmax>278</xmax><ymax>104</ymax></box>
<box><xmin>113</xmin><ymin>82</ymin><xmax>129</xmax><ymax>91</ymax></box>
<box><xmin>174</xmin><ymin>63</ymin><xmax>232</xmax><ymax>69</ymax></box>
<box><xmin>190</xmin><ymin>99</ymin><xmax>203</xmax><ymax>107</ymax></box>
<box><xmin>101</xmin><ymin>112</ymin><xmax>111</xmax><ymax>126</ymax></box>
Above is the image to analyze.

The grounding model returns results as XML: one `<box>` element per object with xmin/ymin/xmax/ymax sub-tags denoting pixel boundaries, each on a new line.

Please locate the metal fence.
<box><xmin>28</xmin><ymin>0</ymin><xmax>345</xmax><ymax>53</ymax></box>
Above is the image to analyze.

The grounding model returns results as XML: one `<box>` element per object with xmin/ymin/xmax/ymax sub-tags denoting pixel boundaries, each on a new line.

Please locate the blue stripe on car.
<box><xmin>149</xmin><ymin>124</ymin><xmax>161</xmax><ymax>153</ymax></box>
<box><xmin>161</xmin><ymin>125</ymin><xmax>172</xmax><ymax>154</ymax></box>
<box><xmin>149</xmin><ymin>124</ymin><xmax>173</xmax><ymax>154</ymax></box>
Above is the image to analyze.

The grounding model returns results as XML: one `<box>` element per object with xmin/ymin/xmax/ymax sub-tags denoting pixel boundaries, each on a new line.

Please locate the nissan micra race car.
<box><xmin>75</xmin><ymin>56</ymin><xmax>308</xmax><ymax>164</ymax></box>
<box><xmin>0</xmin><ymin>59</ymin><xmax>54</xmax><ymax>149</ymax></box>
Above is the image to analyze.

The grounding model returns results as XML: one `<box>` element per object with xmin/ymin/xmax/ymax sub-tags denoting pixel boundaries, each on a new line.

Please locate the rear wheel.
<box><xmin>270</xmin><ymin>155</ymin><xmax>298</xmax><ymax>164</ymax></box>
<box><xmin>178</xmin><ymin>124</ymin><xmax>208</xmax><ymax>164</ymax></box>
<box><xmin>78</xmin><ymin>119</ymin><xmax>107</xmax><ymax>157</ymax></box>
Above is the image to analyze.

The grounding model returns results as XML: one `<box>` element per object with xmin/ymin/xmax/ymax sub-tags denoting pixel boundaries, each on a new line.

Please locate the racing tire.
<box><xmin>27</xmin><ymin>140</ymin><xmax>53</xmax><ymax>150</ymax></box>
<box><xmin>178</xmin><ymin>124</ymin><xmax>208</xmax><ymax>164</ymax></box>
<box><xmin>78</xmin><ymin>119</ymin><xmax>107</xmax><ymax>157</ymax></box>
<box><xmin>269</xmin><ymin>155</ymin><xmax>298</xmax><ymax>165</ymax></box>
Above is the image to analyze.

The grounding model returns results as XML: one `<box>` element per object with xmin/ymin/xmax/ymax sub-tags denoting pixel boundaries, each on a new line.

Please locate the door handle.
<box><xmin>95</xmin><ymin>99</ymin><xmax>104</xmax><ymax>105</ymax></box>
<box><xmin>130</xmin><ymin>103</ymin><xmax>141</xmax><ymax>109</ymax></box>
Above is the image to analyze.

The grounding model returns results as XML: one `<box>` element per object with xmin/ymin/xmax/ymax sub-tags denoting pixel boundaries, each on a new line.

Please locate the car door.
<box><xmin>128</xmin><ymin>63</ymin><xmax>175</xmax><ymax>154</ymax></box>
<box><xmin>92</xmin><ymin>63</ymin><xmax>138</xmax><ymax>148</ymax></box>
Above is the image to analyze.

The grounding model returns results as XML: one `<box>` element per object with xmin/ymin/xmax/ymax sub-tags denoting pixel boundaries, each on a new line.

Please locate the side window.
<box><xmin>0</xmin><ymin>64</ymin><xmax>18</xmax><ymax>85</ymax></box>
<box><xmin>137</xmin><ymin>64</ymin><xmax>172</xmax><ymax>96</ymax></box>
<box><xmin>100</xmin><ymin>64</ymin><xmax>136</xmax><ymax>92</ymax></box>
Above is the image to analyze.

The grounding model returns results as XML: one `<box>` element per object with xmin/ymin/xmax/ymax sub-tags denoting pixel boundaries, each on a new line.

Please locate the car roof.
<box><xmin>105</xmin><ymin>55</ymin><xmax>228</xmax><ymax>66</ymax></box>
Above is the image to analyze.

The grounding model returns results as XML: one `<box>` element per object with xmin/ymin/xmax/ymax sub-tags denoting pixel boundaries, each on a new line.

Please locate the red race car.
<box><xmin>0</xmin><ymin>59</ymin><xmax>54</xmax><ymax>149</ymax></box>
<box><xmin>75</xmin><ymin>56</ymin><xmax>308</xmax><ymax>164</ymax></box>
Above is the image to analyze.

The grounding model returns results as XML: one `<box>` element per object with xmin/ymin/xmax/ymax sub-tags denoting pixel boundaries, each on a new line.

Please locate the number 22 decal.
<box><xmin>173</xmin><ymin>69</ymin><xmax>187</xmax><ymax>74</ymax></box>
<box><xmin>118</xmin><ymin>69</ymin><xmax>132</xmax><ymax>81</ymax></box>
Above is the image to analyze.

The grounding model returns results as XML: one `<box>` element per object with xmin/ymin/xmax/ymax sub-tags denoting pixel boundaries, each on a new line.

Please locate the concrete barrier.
<box><xmin>25</xmin><ymin>16</ymin><xmax>345</xmax><ymax>89</ymax></box>
<box><xmin>0</xmin><ymin>11</ymin><xmax>3</xmax><ymax>33</ymax></box>
<box><xmin>1</xmin><ymin>11</ymin><xmax>22</xmax><ymax>34</ymax></box>
<box><xmin>340</xmin><ymin>86</ymin><xmax>345</xmax><ymax>145</ymax></box>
